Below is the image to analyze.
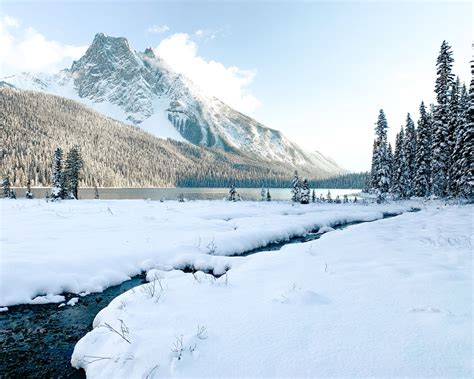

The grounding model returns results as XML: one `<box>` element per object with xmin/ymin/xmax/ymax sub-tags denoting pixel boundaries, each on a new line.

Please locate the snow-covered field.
<box><xmin>1</xmin><ymin>200</ymin><xmax>471</xmax><ymax>377</ymax></box>
<box><xmin>1</xmin><ymin>199</ymin><xmax>413</xmax><ymax>306</ymax></box>
<box><xmin>69</xmin><ymin>203</ymin><xmax>472</xmax><ymax>377</ymax></box>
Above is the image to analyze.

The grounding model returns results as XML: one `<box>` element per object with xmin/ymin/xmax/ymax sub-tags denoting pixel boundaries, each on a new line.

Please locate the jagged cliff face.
<box><xmin>2</xmin><ymin>33</ymin><xmax>345</xmax><ymax>177</ymax></box>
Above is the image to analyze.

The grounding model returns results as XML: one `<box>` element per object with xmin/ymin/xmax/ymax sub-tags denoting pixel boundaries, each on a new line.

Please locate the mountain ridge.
<box><xmin>1</xmin><ymin>32</ymin><xmax>345</xmax><ymax>177</ymax></box>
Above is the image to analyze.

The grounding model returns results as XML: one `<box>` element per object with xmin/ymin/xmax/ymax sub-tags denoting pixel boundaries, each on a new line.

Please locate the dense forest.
<box><xmin>0</xmin><ymin>88</ymin><xmax>355</xmax><ymax>189</ymax></box>
<box><xmin>370</xmin><ymin>41</ymin><xmax>472</xmax><ymax>200</ymax></box>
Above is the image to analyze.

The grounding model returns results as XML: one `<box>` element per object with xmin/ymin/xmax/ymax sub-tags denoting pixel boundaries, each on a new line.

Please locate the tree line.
<box><xmin>369</xmin><ymin>41</ymin><xmax>472</xmax><ymax>201</ymax></box>
<box><xmin>0</xmin><ymin>88</ymin><xmax>353</xmax><ymax>192</ymax></box>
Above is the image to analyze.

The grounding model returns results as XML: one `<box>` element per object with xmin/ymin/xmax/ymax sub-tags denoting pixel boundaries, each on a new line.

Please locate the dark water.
<box><xmin>0</xmin><ymin>276</ymin><xmax>147</xmax><ymax>378</ymax></box>
<box><xmin>13</xmin><ymin>187</ymin><xmax>361</xmax><ymax>201</ymax></box>
<box><xmin>0</xmin><ymin>210</ymin><xmax>413</xmax><ymax>378</ymax></box>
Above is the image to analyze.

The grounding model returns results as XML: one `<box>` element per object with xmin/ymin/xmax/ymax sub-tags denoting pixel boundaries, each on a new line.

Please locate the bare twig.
<box><xmin>196</xmin><ymin>325</ymin><xmax>207</xmax><ymax>340</ymax></box>
<box><xmin>81</xmin><ymin>355</ymin><xmax>111</xmax><ymax>365</ymax></box>
<box><xmin>102</xmin><ymin>320</ymin><xmax>131</xmax><ymax>344</ymax></box>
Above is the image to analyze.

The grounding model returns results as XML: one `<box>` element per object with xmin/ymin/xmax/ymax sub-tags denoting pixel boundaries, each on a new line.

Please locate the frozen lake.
<box><xmin>13</xmin><ymin>187</ymin><xmax>361</xmax><ymax>201</ymax></box>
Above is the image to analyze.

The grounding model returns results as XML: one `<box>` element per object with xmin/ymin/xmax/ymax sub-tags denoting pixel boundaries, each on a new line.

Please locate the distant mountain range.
<box><xmin>1</xmin><ymin>33</ymin><xmax>345</xmax><ymax>179</ymax></box>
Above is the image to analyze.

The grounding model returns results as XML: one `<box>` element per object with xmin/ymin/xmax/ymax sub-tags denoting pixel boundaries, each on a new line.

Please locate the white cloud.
<box><xmin>147</xmin><ymin>24</ymin><xmax>170</xmax><ymax>34</ymax></box>
<box><xmin>0</xmin><ymin>15</ymin><xmax>87</xmax><ymax>75</ymax></box>
<box><xmin>154</xmin><ymin>33</ymin><xmax>260</xmax><ymax>114</ymax></box>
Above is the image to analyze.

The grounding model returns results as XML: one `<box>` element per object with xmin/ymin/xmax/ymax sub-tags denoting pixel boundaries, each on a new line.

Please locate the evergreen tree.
<box><xmin>266</xmin><ymin>189</ymin><xmax>271</xmax><ymax>201</ymax></box>
<box><xmin>261</xmin><ymin>186</ymin><xmax>266</xmax><ymax>201</ymax></box>
<box><xmin>343</xmin><ymin>194</ymin><xmax>349</xmax><ymax>203</ymax></box>
<box><xmin>326</xmin><ymin>189</ymin><xmax>332</xmax><ymax>203</ymax></box>
<box><xmin>51</xmin><ymin>147</ymin><xmax>64</xmax><ymax>200</ymax></box>
<box><xmin>291</xmin><ymin>170</ymin><xmax>301</xmax><ymax>202</ymax></box>
<box><xmin>404</xmin><ymin>113</ymin><xmax>417</xmax><ymax>196</ymax></box>
<box><xmin>392</xmin><ymin>127</ymin><xmax>409</xmax><ymax>199</ymax></box>
<box><xmin>453</xmin><ymin>64</ymin><xmax>473</xmax><ymax>198</ymax></box>
<box><xmin>311</xmin><ymin>189</ymin><xmax>316</xmax><ymax>203</ymax></box>
<box><xmin>446</xmin><ymin>78</ymin><xmax>461</xmax><ymax>195</ymax></box>
<box><xmin>2</xmin><ymin>176</ymin><xmax>11</xmax><ymax>198</ymax></box>
<box><xmin>64</xmin><ymin>145</ymin><xmax>83</xmax><ymax>199</ymax></box>
<box><xmin>371</xmin><ymin>110</ymin><xmax>390</xmax><ymax>197</ymax></box>
<box><xmin>432</xmin><ymin>41</ymin><xmax>454</xmax><ymax>197</ymax></box>
<box><xmin>228</xmin><ymin>184</ymin><xmax>237</xmax><ymax>201</ymax></box>
<box><xmin>94</xmin><ymin>183</ymin><xmax>100</xmax><ymax>199</ymax></box>
<box><xmin>387</xmin><ymin>142</ymin><xmax>394</xmax><ymax>187</ymax></box>
<box><xmin>414</xmin><ymin>102</ymin><xmax>432</xmax><ymax>197</ymax></box>
<box><xmin>300</xmin><ymin>178</ymin><xmax>310</xmax><ymax>204</ymax></box>
<box><xmin>26</xmin><ymin>178</ymin><xmax>33</xmax><ymax>199</ymax></box>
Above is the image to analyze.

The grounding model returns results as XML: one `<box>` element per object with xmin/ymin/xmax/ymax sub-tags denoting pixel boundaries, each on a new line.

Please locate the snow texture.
<box><xmin>1</xmin><ymin>199</ymin><xmax>413</xmax><ymax>306</ymax></box>
<box><xmin>71</xmin><ymin>204</ymin><xmax>472</xmax><ymax>377</ymax></box>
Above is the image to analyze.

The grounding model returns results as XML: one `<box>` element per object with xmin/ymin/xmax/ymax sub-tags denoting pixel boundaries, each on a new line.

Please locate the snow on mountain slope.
<box><xmin>1</xmin><ymin>33</ymin><xmax>345</xmax><ymax>177</ymax></box>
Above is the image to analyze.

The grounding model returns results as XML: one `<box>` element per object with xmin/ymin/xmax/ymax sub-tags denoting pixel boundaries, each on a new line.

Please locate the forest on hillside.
<box><xmin>0</xmin><ymin>88</ymin><xmax>363</xmax><ymax>189</ymax></box>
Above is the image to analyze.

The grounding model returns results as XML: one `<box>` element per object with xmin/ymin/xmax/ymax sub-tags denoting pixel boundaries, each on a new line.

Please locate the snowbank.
<box><xmin>71</xmin><ymin>204</ymin><xmax>472</xmax><ymax>377</ymax></box>
<box><xmin>1</xmin><ymin>199</ymin><xmax>414</xmax><ymax>306</ymax></box>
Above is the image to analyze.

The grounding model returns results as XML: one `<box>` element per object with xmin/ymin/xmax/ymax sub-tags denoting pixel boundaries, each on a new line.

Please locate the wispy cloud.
<box><xmin>147</xmin><ymin>24</ymin><xmax>170</xmax><ymax>34</ymax></box>
<box><xmin>154</xmin><ymin>33</ymin><xmax>260</xmax><ymax>114</ymax></box>
<box><xmin>0</xmin><ymin>15</ymin><xmax>87</xmax><ymax>75</ymax></box>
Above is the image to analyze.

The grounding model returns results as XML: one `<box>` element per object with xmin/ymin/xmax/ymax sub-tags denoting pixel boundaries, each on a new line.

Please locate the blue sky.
<box><xmin>1</xmin><ymin>1</ymin><xmax>471</xmax><ymax>171</ymax></box>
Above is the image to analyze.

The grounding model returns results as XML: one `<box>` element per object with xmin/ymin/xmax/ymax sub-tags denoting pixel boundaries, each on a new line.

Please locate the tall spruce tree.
<box><xmin>64</xmin><ymin>146</ymin><xmax>83</xmax><ymax>199</ymax></box>
<box><xmin>51</xmin><ymin>147</ymin><xmax>64</xmax><ymax>200</ymax></box>
<box><xmin>371</xmin><ymin>109</ymin><xmax>390</xmax><ymax>198</ymax></box>
<box><xmin>2</xmin><ymin>176</ymin><xmax>11</xmax><ymax>198</ymax></box>
<box><xmin>432</xmin><ymin>41</ymin><xmax>454</xmax><ymax>197</ymax></box>
<box><xmin>447</xmin><ymin>77</ymin><xmax>460</xmax><ymax>195</ymax></box>
<box><xmin>414</xmin><ymin>102</ymin><xmax>432</xmax><ymax>197</ymax></box>
<box><xmin>391</xmin><ymin>131</ymin><xmax>401</xmax><ymax>196</ymax></box>
<box><xmin>454</xmin><ymin>62</ymin><xmax>474</xmax><ymax>198</ymax></box>
<box><xmin>291</xmin><ymin>170</ymin><xmax>301</xmax><ymax>202</ymax></box>
<box><xmin>404</xmin><ymin>113</ymin><xmax>417</xmax><ymax>196</ymax></box>
<box><xmin>387</xmin><ymin>143</ymin><xmax>394</xmax><ymax>186</ymax></box>
<box><xmin>300</xmin><ymin>178</ymin><xmax>310</xmax><ymax>204</ymax></box>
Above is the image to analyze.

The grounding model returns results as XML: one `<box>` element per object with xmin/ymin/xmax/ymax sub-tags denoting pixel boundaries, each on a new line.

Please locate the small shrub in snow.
<box><xmin>206</xmin><ymin>238</ymin><xmax>217</xmax><ymax>255</ymax></box>
<box><xmin>171</xmin><ymin>335</ymin><xmax>196</xmax><ymax>360</ymax></box>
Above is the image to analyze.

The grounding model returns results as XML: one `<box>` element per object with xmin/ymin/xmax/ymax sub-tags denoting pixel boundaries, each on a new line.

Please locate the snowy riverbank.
<box><xmin>1</xmin><ymin>199</ymin><xmax>414</xmax><ymax>306</ymax></box>
<box><xmin>70</xmin><ymin>203</ymin><xmax>472</xmax><ymax>377</ymax></box>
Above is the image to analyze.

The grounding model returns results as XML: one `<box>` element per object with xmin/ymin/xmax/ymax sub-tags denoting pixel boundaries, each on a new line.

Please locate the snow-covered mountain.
<box><xmin>2</xmin><ymin>33</ymin><xmax>345</xmax><ymax>177</ymax></box>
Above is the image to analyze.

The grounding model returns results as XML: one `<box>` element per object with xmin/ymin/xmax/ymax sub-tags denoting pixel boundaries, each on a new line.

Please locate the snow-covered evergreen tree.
<box><xmin>311</xmin><ymin>189</ymin><xmax>316</xmax><ymax>203</ymax></box>
<box><xmin>64</xmin><ymin>146</ymin><xmax>83</xmax><ymax>199</ymax></box>
<box><xmin>266</xmin><ymin>189</ymin><xmax>271</xmax><ymax>201</ymax></box>
<box><xmin>326</xmin><ymin>189</ymin><xmax>332</xmax><ymax>203</ymax></box>
<box><xmin>446</xmin><ymin>77</ymin><xmax>461</xmax><ymax>195</ymax></box>
<box><xmin>343</xmin><ymin>194</ymin><xmax>349</xmax><ymax>203</ymax></box>
<box><xmin>300</xmin><ymin>178</ymin><xmax>310</xmax><ymax>204</ymax></box>
<box><xmin>25</xmin><ymin>178</ymin><xmax>33</xmax><ymax>199</ymax></box>
<box><xmin>51</xmin><ymin>147</ymin><xmax>64</xmax><ymax>200</ymax></box>
<box><xmin>387</xmin><ymin>142</ymin><xmax>394</xmax><ymax>186</ymax></box>
<box><xmin>291</xmin><ymin>170</ymin><xmax>301</xmax><ymax>202</ymax></box>
<box><xmin>2</xmin><ymin>176</ymin><xmax>11</xmax><ymax>198</ymax></box>
<box><xmin>414</xmin><ymin>102</ymin><xmax>432</xmax><ymax>197</ymax></box>
<box><xmin>371</xmin><ymin>110</ymin><xmax>391</xmax><ymax>197</ymax></box>
<box><xmin>261</xmin><ymin>186</ymin><xmax>266</xmax><ymax>201</ymax></box>
<box><xmin>432</xmin><ymin>41</ymin><xmax>454</xmax><ymax>197</ymax></box>
<box><xmin>392</xmin><ymin>127</ymin><xmax>409</xmax><ymax>199</ymax></box>
<box><xmin>94</xmin><ymin>183</ymin><xmax>100</xmax><ymax>199</ymax></box>
<box><xmin>404</xmin><ymin>113</ymin><xmax>417</xmax><ymax>196</ymax></box>
<box><xmin>453</xmin><ymin>80</ymin><xmax>473</xmax><ymax>198</ymax></box>
<box><xmin>228</xmin><ymin>184</ymin><xmax>237</xmax><ymax>201</ymax></box>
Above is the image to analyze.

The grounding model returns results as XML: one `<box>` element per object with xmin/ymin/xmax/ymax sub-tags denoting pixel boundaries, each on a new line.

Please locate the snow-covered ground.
<box><xmin>69</xmin><ymin>203</ymin><xmax>472</xmax><ymax>377</ymax></box>
<box><xmin>1</xmin><ymin>199</ymin><xmax>414</xmax><ymax>306</ymax></box>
